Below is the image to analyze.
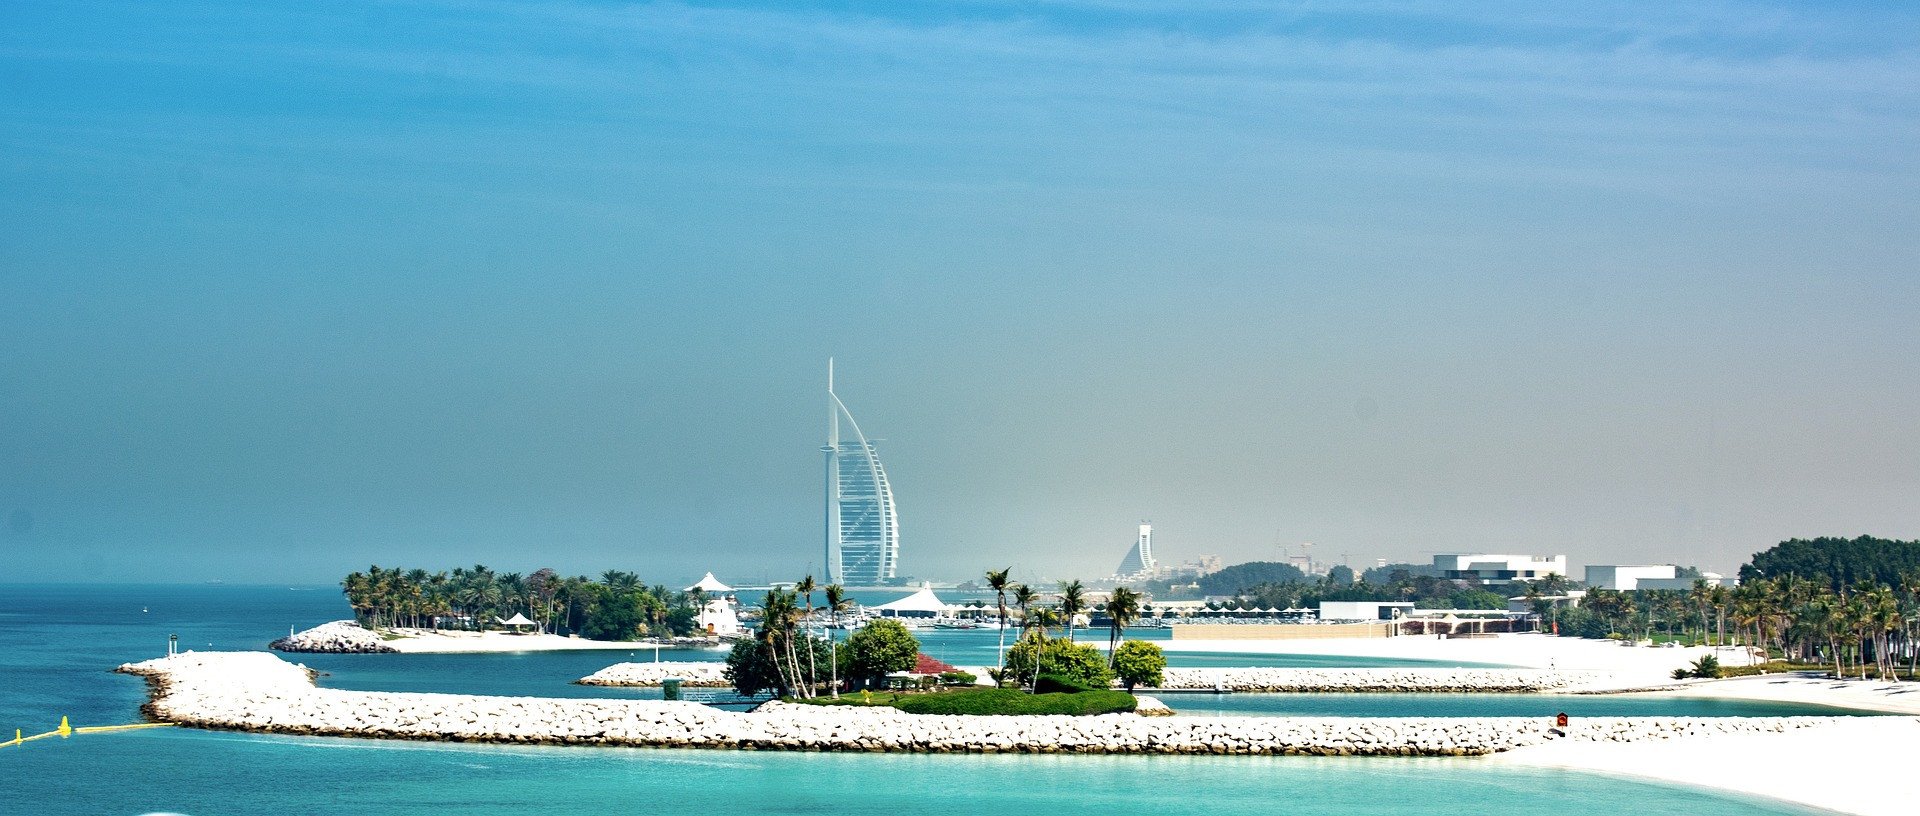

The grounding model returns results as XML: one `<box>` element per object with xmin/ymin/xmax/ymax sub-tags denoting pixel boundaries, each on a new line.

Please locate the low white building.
<box><xmin>1318</xmin><ymin>601</ymin><xmax>1416</xmax><ymax>621</ymax></box>
<box><xmin>686</xmin><ymin>572</ymin><xmax>742</xmax><ymax>636</ymax></box>
<box><xmin>1432</xmin><ymin>553</ymin><xmax>1566</xmax><ymax>585</ymax></box>
<box><xmin>1585</xmin><ymin>565</ymin><xmax>1723</xmax><ymax>591</ymax></box>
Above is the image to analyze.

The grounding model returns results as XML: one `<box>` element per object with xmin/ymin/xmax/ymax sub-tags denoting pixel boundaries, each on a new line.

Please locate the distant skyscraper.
<box><xmin>822</xmin><ymin>360</ymin><xmax>899</xmax><ymax>586</ymax></box>
<box><xmin>1113</xmin><ymin>523</ymin><xmax>1156</xmax><ymax>581</ymax></box>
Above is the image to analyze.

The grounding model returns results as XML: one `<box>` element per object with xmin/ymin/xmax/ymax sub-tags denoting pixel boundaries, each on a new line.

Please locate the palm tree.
<box><xmin>985</xmin><ymin>568</ymin><xmax>1012</xmax><ymax>670</ymax></box>
<box><xmin>757</xmin><ymin>589</ymin><xmax>796</xmax><ymax>696</ymax></box>
<box><xmin>824</xmin><ymin>584</ymin><xmax>847</xmax><ymax>698</ymax></box>
<box><xmin>796</xmin><ymin>575</ymin><xmax>818</xmax><ymax>695</ymax></box>
<box><xmin>1105</xmin><ymin>587</ymin><xmax>1141</xmax><ymax>667</ymax></box>
<box><xmin>1012</xmin><ymin>584</ymin><xmax>1038</xmax><ymax>636</ymax></box>
<box><xmin>1058</xmin><ymin>580</ymin><xmax>1086</xmax><ymax>642</ymax></box>
<box><xmin>1690</xmin><ymin>578</ymin><xmax>1712</xmax><ymax>645</ymax></box>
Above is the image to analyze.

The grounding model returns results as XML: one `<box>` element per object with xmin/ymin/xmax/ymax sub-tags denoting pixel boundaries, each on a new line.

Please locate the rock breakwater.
<box><xmin>578</xmin><ymin>662</ymin><xmax>730</xmax><ymax>687</ymax></box>
<box><xmin>117</xmin><ymin>652</ymin><xmax>1841</xmax><ymax>756</ymax></box>
<box><xmin>1151</xmin><ymin>668</ymin><xmax>1598</xmax><ymax>693</ymax></box>
<box><xmin>270</xmin><ymin>621</ymin><xmax>398</xmax><ymax>654</ymax></box>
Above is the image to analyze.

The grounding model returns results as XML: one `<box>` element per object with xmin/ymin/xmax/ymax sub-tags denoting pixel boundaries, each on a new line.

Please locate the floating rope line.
<box><xmin>1</xmin><ymin>717</ymin><xmax>174</xmax><ymax>748</ymax></box>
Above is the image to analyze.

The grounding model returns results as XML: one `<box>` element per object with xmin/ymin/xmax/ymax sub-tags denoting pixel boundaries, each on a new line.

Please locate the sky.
<box><xmin>2</xmin><ymin>1</ymin><xmax>1917</xmax><ymax>586</ymax></box>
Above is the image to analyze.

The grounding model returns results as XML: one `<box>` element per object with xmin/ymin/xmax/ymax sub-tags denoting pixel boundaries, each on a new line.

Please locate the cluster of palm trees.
<box><xmin>1723</xmin><ymin>574</ymin><xmax>1919</xmax><ymax>680</ymax></box>
<box><xmin>982</xmin><ymin>569</ymin><xmax>1144</xmax><ymax>672</ymax></box>
<box><xmin>1566</xmin><ymin>574</ymin><xmax>1919</xmax><ymax>681</ymax></box>
<box><xmin>339</xmin><ymin>564</ymin><xmax>700</xmax><ymax>639</ymax></box>
<box><xmin>744</xmin><ymin>576</ymin><xmax>851</xmax><ymax>698</ymax></box>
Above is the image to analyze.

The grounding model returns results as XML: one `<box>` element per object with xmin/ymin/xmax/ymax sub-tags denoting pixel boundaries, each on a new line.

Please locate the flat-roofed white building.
<box><xmin>1318</xmin><ymin>601</ymin><xmax>1416</xmax><ymax>621</ymax></box>
<box><xmin>1432</xmin><ymin>553</ymin><xmax>1566</xmax><ymax>585</ymax></box>
<box><xmin>1586</xmin><ymin>565</ymin><xmax>1723</xmax><ymax>591</ymax></box>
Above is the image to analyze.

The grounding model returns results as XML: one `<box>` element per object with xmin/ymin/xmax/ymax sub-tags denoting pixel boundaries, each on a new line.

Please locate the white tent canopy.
<box><xmin>686</xmin><ymin>572</ymin><xmax>733</xmax><ymax>593</ymax></box>
<box><xmin>496</xmin><ymin>613</ymin><xmax>535</xmax><ymax>627</ymax></box>
<box><xmin>870</xmin><ymin>583</ymin><xmax>950</xmax><ymax>617</ymax></box>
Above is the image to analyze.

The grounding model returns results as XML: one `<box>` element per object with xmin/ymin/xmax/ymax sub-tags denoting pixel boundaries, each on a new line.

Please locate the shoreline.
<box><xmin>381</xmin><ymin>629</ymin><xmax>723</xmax><ymax>654</ymax></box>
<box><xmin>1494</xmin><ymin>716</ymin><xmax>1920</xmax><ymax>816</ymax></box>
<box><xmin>271</xmin><ymin>620</ymin><xmax>727</xmax><ymax>655</ymax></box>
<box><xmin>115</xmin><ymin>649</ymin><xmax>1920</xmax><ymax>814</ymax></box>
<box><xmin>1160</xmin><ymin>633</ymin><xmax>1756</xmax><ymax>692</ymax></box>
<box><xmin>115</xmin><ymin>651</ymin><xmax>1847</xmax><ymax>757</ymax></box>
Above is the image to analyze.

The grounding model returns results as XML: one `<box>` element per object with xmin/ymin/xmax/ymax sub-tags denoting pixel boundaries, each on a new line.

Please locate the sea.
<box><xmin>0</xmin><ymin>584</ymin><xmax>1837</xmax><ymax>815</ymax></box>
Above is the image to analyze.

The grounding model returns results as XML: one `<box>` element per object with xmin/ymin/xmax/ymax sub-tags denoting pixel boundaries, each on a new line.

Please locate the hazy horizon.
<box><xmin>3</xmin><ymin>2</ymin><xmax>1916</xmax><ymax>586</ymax></box>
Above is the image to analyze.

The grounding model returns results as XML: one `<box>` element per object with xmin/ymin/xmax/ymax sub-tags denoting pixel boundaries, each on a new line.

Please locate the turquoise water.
<box><xmin>0</xmin><ymin>585</ymin><xmax>1834</xmax><ymax>815</ymax></box>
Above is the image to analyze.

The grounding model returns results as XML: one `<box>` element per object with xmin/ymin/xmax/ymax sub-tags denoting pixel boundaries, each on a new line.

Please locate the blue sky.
<box><xmin>2</xmin><ymin>1</ymin><xmax>1916</xmax><ymax>584</ymax></box>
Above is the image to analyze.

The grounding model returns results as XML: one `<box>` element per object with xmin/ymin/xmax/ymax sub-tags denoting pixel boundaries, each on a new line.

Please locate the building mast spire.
<box><xmin>823</xmin><ymin>357</ymin><xmax>838</xmax><ymax>585</ymax></box>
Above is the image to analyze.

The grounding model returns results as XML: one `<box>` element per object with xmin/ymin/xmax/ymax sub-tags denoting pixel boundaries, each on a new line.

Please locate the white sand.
<box><xmin>379</xmin><ymin>629</ymin><xmax>724</xmax><ymax>654</ymax></box>
<box><xmin>1160</xmin><ymin>632</ymin><xmax>1756</xmax><ymax>690</ymax></box>
<box><xmin>1495</xmin><ymin>717</ymin><xmax>1920</xmax><ymax>816</ymax></box>
<box><xmin>1164</xmin><ymin>632</ymin><xmax>1920</xmax><ymax>814</ymax></box>
<box><xmin>1649</xmin><ymin>673</ymin><xmax>1920</xmax><ymax>716</ymax></box>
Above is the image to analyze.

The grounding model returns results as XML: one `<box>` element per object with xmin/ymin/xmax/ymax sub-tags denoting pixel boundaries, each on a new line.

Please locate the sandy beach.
<box><xmin>1168</xmin><ymin>632</ymin><xmax>1920</xmax><ymax>815</ymax></box>
<box><xmin>380</xmin><ymin>629</ymin><xmax>724</xmax><ymax>654</ymax></box>
<box><xmin>1495</xmin><ymin>716</ymin><xmax>1920</xmax><ymax>816</ymax></box>
<box><xmin>1161</xmin><ymin>632</ymin><xmax>1757</xmax><ymax>691</ymax></box>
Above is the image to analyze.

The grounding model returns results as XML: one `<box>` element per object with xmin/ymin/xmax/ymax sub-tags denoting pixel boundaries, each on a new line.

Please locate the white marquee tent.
<box><xmin>869</xmin><ymin>583</ymin><xmax>951</xmax><ymax>618</ymax></box>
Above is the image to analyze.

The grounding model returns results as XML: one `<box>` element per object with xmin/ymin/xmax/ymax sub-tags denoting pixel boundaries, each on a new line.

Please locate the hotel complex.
<box><xmin>1432</xmin><ymin>553</ymin><xmax>1567</xmax><ymax>585</ymax></box>
<box><xmin>1113</xmin><ymin>523</ymin><xmax>1157</xmax><ymax>582</ymax></box>
<box><xmin>822</xmin><ymin>361</ymin><xmax>900</xmax><ymax>586</ymax></box>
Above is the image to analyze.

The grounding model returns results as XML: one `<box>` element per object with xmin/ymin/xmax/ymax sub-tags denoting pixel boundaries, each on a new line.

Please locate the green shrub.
<box><xmin>792</xmin><ymin>687</ymin><xmax>1137</xmax><ymax>715</ymax></box>
<box><xmin>842</xmin><ymin>619</ymin><xmax>920</xmax><ymax>689</ymax></box>
<box><xmin>938</xmin><ymin>670</ymin><xmax>978</xmax><ymax>686</ymax></box>
<box><xmin>1112</xmin><ymin>640</ymin><xmax>1166</xmax><ymax>691</ymax></box>
<box><xmin>1002</xmin><ymin>633</ymin><xmax>1115</xmax><ymax>688</ymax></box>
<box><xmin>1034</xmin><ymin>674</ymin><xmax>1096</xmax><ymax>694</ymax></box>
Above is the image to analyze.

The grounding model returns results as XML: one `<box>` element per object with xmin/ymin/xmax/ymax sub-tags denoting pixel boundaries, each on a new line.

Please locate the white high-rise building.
<box><xmin>822</xmin><ymin>360</ymin><xmax>899</xmax><ymax>586</ymax></box>
<box><xmin>1114</xmin><ymin>523</ymin><xmax>1157</xmax><ymax>581</ymax></box>
<box><xmin>1431</xmin><ymin>553</ymin><xmax>1566</xmax><ymax>585</ymax></box>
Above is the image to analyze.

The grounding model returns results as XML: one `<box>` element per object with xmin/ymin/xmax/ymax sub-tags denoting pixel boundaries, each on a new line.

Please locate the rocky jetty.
<box><xmin>578</xmin><ymin>662</ymin><xmax>730</xmax><ymax>687</ymax></box>
<box><xmin>270</xmin><ymin>621</ymin><xmax>397</xmax><ymax>654</ymax></box>
<box><xmin>1150</xmin><ymin>668</ymin><xmax>1596</xmax><ymax>693</ymax></box>
<box><xmin>117</xmin><ymin>652</ymin><xmax>1843</xmax><ymax>756</ymax></box>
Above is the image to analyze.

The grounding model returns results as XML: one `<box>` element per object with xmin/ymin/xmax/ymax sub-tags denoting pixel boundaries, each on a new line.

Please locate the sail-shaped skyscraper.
<box><xmin>822</xmin><ymin>361</ymin><xmax>899</xmax><ymax>586</ymax></box>
<box><xmin>1113</xmin><ymin>523</ymin><xmax>1157</xmax><ymax>582</ymax></box>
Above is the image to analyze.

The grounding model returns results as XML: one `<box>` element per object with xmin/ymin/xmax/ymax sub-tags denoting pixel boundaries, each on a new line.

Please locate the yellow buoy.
<box><xmin>57</xmin><ymin>716</ymin><xmax>72</xmax><ymax>737</ymax></box>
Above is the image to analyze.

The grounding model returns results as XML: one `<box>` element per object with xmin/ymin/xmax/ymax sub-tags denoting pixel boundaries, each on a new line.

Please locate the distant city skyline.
<box><xmin>2</xmin><ymin>2</ymin><xmax>1916</xmax><ymax>584</ymax></box>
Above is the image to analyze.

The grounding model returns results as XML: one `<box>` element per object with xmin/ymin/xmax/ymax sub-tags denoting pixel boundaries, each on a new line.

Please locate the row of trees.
<box><xmin>340</xmin><ymin>565</ymin><xmax>703</xmax><ymax>641</ymax></box>
<box><xmin>724</xmin><ymin>577</ymin><xmax>921</xmax><ymax>698</ymax></box>
<box><xmin>983</xmin><ymin>571</ymin><xmax>1164</xmax><ymax>691</ymax></box>
<box><xmin>1537</xmin><ymin>537</ymin><xmax>1920</xmax><ymax>681</ymax></box>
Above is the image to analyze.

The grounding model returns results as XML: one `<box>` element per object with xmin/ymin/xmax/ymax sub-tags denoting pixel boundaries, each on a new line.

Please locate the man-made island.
<box><xmin>118</xmin><ymin>651</ymin><xmax>1842</xmax><ymax>757</ymax></box>
<box><xmin>272</xmin><ymin>619</ymin><xmax>719</xmax><ymax>654</ymax></box>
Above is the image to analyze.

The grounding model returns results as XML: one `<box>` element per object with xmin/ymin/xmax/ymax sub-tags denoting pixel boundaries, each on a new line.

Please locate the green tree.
<box><xmin>985</xmin><ymin>567</ymin><xmax>1012</xmax><ymax>669</ymax></box>
<box><xmin>581</xmin><ymin>590</ymin><xmax>645</xmax><ymax>641</ymax></box>
<box><xmin>1104</xmin><ymin>586</ymin><xmax>1141</xmax><ymax>663</ymax></box>
<box><xmin>1058</xmin><ymin>580</ymin><xmax>1086</xmax><ymax>642</ymax></box>
<box><xmin>1012</xmin><ymin>583</ymin><xmax>1038</xmax><ymax>635</ymax></box>
<box><xmin>843</xmin><ymin>618</ymin><xmax>920</xmax><ymax>690</ymax></box>
<box><xmin>796</xmin><ymin>575</ymin><xmax>819</xmax><ymax>692</ymax></box>
<box><xmin>1112</xmin><ymin>640</ymin><xmax>1165</xmax><ymax>691</ymax></box>
<box><xmin>1741</xmin><ymin>536</ymin><xmax>1920</xmax><ymax>590</ymax></box>
<box><xmin>1197</xmin><ymin>561</ymin><xmax>1308</xmax><ymax>595</ymax></box>
<box><xmin>823</xmin><ymin>584</ymin><xmax>848</xmax><ymax>697</ymax></box>
<box><xmin>1002</xmin><ymin>631</ymin><xmax>1115</xmax><ymax>689</ymax></box>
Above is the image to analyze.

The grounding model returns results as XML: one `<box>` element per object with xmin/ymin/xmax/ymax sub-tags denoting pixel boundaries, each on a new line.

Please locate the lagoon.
<box><xmin>0</xmin><ymin>585</ymin><xmax>1832</xmax><ymax>816</ymax></box>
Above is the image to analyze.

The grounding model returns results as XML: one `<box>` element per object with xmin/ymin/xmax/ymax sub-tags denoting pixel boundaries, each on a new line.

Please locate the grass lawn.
<box><xmin>791</xmin><ymin>687</ymin><xmax>1138</xmax><ymax>716</ymax></box>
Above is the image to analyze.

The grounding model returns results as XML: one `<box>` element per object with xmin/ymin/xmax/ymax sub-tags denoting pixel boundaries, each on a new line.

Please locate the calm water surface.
<box><xmin>0</xmin><ymin>585</ymin><xmax>1834</xmax><ymax>815</ymax></box>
